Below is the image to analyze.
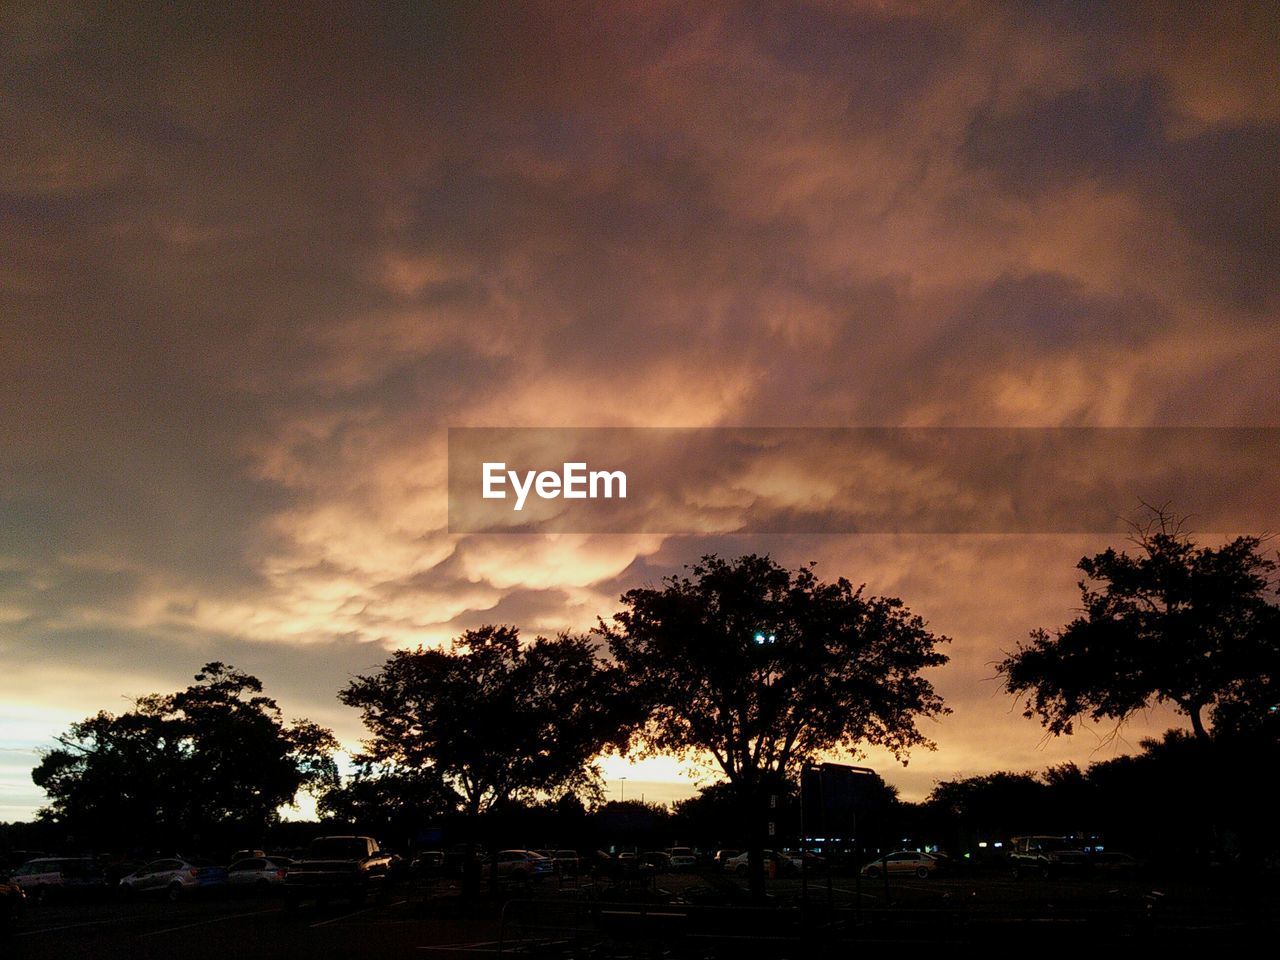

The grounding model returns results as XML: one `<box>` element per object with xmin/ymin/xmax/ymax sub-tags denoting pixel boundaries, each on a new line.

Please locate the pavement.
<box><xmin>5</xmin><ymin>870</ymin><xmax>1277</xmax><ymax>957</ymax></box>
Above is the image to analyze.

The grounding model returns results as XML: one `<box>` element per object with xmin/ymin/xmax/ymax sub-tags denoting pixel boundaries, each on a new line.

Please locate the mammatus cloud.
<box><xmin>1</xmin><ymin>1</ymin><xmax>1275</xmax><ymax>813</ymax></box>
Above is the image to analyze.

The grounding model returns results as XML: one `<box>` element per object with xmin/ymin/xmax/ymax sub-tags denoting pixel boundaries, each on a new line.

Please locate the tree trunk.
<box><xmin>1188</xmin><ymin>703</ymin><xmax>1209</xmax><ymax>740</ymax></box>
<box><xmin>744</xmin><ymin>790</ymin><xmax>768</xmax><ymax>900</ymax></box>
<box><xmin>747</xmin><ymin>846</ymin><xmax>766</xmax><ymax>899</ymax></box>
<box><xmin>461</xmin><ymin>794</ymin><xmax>483</xmax><ymax>897</ymax></box>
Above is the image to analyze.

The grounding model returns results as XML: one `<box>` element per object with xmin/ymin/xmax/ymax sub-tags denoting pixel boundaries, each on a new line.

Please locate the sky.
<box><xmin>1</xmin><ymin>1</ymin><xmax>1277</xmax><ymax>821</ymax></box>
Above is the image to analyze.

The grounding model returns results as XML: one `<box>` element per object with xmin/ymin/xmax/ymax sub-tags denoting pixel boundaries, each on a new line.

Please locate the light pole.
<box><xmin>751</xmin><ymin>629</ymin><xmax>779</xmax><ymax>891</ymax></box>
<box><xmin>619</xmin><ymin>776</ymin><xmax>627</xmax><ymax>803</ymax></box>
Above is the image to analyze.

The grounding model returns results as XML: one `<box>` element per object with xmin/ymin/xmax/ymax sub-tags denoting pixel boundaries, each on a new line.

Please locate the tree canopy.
<box><xmin>600</xmin><ymin>554</ymin><xmax>949</xmax><ymax>891</ymax></box>
<box><xmin>316</xmin><ymin>760</ymin><xmax>460</xmax><ymax>837</ymax></box>
<box><xmin>339</xmin><ymin>626</ymin><xmax>636</xmax><ymax>815</ymax></box>
<box><xmin>603</xmin><ymin>555</ymin><xmax>949</xmax><ymax>782</ymax></box>
<box><xmin>32</xmin><ymin>662</ymin><xmax>338</xmax><ymax>849</ymax></box>
<box><xmin>998</xmin><ymin>510</ymin><xmax>1279</xmax><ymax>742</ymax></box>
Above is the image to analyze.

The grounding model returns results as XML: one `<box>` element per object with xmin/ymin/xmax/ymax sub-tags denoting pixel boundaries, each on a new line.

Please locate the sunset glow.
<box><xmin>2</xmin><ymin>1</ymin><xmax>1276</xmax><ymax>823</ymax></box>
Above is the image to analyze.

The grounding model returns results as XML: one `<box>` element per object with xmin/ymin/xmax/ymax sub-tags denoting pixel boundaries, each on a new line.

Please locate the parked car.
<box><xmin>442</xmin><ymin>844</ymin><xmax>486</xmax><ymax>878</ymax></box>
<box><xmin>285</xmin><ymin>836</ymin><xmax>395</xmax><ymax>906</ymax></box>
<box><xmin>724</xmin><ymin>850</ymin><xmax>802</xmax><ymax>877</ymax></box>
<box><xmin>860</xmin><ymin>851</ymin><xmax>938</xmax><ymax>879</ymax></box>
<box><xmin>226</xmin><ymin>856</ymin><xmax>292</xmax><ymax>895</ymax></box>
<box><xmin>1</xmin><ymin>851</ymin><xmax>48</xmax><ymax>881</ymax></box>
<box><xmin>480</xmin><ymin>850</ymin><xmax>554</xmax><ymax>885</ymax></box>
<box><xmin>9</xmin><ymin>858</ymin><xmax>108</xmax><ymax>902</ymax></box>
<box><xmin>712</xmin><ymin>849</ymin><xmax>741</xmax><ymax>871</ymax></box>
<box><xmin>666</xmin><ymin>847</ymin><xmax>697</xmax><ymax>870</ymax></box>
<box><xmin>119</xmin><ymin>858</ymin><xmax>228</xmax><ymax>900</ymax></box>
<box><xmin>411</xmin><ymin>851</ymin><xmax>445</xmax><ymax>877</ymax></box>
<box><xmin>1009</xmin><ymin>836</ymin><xmax>1089</xmax><ymax>879</ymax></box>
<box><xmin>638</xmin><ymin>851</ymin><xmax>672</xmax><ymax>873</ymax></box>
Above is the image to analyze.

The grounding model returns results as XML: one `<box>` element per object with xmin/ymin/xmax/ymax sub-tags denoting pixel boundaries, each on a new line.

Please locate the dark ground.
<box><xmin>6</xmin><ymin>869</ymin><xmax>1278</xmax><ymax>957</ymax></box>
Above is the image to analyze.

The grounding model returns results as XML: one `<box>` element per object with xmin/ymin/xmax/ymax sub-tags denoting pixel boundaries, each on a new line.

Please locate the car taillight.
<box><xmin>190</xmin><ymin>869</ymin><xmax>199</xmax><ymax>878</ymax></box>
<box><xmin>276</xmin><ymin>869</ymin><xmax>286</xmax><ymax>879</ymax></box>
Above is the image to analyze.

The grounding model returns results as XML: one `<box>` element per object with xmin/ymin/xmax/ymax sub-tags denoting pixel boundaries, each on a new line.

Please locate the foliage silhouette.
<box><xmin>317</xmin><ymin>760</ymin><xmax>460</xmax><ymax>837</ymax></box>
<box><xmin>32</xmin><ymin>662</ymin><xmax>338</xmax><ymax>850</ymax></box>
<box><xmin>340</xmin><ymin>626</ymin><xmax>636</xmax><ymax>815</ymax></box>
<box><xmin>999</xmin><ymin>508</ymin><xmax>1279</xmax><ymax>741</ymax></box>
<box><xmin>601</xmin><ymin>553</ymin><xmax>949</xmax><ymax>895</ymax></box>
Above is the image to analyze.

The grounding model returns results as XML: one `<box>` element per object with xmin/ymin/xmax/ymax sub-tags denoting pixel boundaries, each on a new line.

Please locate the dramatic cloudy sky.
<box><xmin>2</xmin><ymin>1</ymin><xmax>1277</xmax><ymax>820</ymax></box>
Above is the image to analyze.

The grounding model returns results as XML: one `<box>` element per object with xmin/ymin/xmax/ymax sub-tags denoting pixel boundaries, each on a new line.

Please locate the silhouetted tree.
<box><xmin>592</xmin><ymin>799</ymin><xmax>674</xmax><ymax>852</ymax></box>
<box><xmin>672</xmin><ymin>777</ymin><xmax>777</xmax><ymax>850</ymax></box>
<box><xmin>1040</xmin><ymin>762</ymin><xmax>1096</xmax><ymax>826</ymax></box>
<box><xmin>601</xmin><ymin>554</ymin><xmax>949</xmax><ymax>896</ymax></box>
<box><xmin>317</xmin><ymin>761</ymin><xmax>460</xmax><ymax>840</ymax></box>
<box><xmin>671</xmin><ymin>781</ymin><xmax>754</xmax><ymax>848</ymax></box>
<box><xmin>340</xmin><ymin>626</ymin><xmax>635</xmax><ymax>816</ymax></box>
<box><xmin>925</xmin><ymin>772</ymin><xmax>1048</xmax><ymax>844</ymax></box>
<box><xmin>32</xmin><ymin>663</ymin><xmax>338</xmax><ymax>850</ymax></box>
<box><xmin>999</xmin><ymin>508</ymin><xmax>1279</xmax><ymax>742</ymax></box>
<box><xmin>671</xmin><ymin>773</ymin><xmax>817</xmax><ymax>852</ymax></box>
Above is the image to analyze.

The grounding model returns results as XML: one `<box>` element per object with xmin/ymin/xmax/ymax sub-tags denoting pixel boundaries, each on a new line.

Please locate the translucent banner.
<box><xmin>447</xmin><ymin>427</ymin><xmax>1279</xmax><ymax>534</ymax></box>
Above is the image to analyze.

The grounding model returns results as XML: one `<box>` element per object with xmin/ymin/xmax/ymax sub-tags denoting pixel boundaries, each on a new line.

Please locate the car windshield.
<box><xmin>307</xmin><ymin>838</ymin><xmax>368</xmax><ymax>859</ymax></box>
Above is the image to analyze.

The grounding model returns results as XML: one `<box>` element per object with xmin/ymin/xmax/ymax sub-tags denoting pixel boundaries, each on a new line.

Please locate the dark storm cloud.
<box><xmin>1</xmin><ymin>0</ymin><xmax>1276</xmax><ymax>809</ymax></box>
<box><xmin>964</xmin><ymin>78</ymin><xmax>1168</xmax><ymax>193</ymax></box>
<box><xmin>965</xmin><ymin>77</ymin><xmax>1280</xmax><ymax>308</ymax></box>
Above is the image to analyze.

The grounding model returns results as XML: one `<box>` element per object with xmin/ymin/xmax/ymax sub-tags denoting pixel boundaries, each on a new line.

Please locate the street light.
<box><xmin>619</xmin><ymin>776</ymin><xmax>628</xmax><ymax>803</ymax></box>
<box><xmin>754</xmin><ymin>631</ymin><xmax>779</xmax><ymax>688</ymax></box>
<box><xmin>751</xmin><ymin>628</ymin><xmax>780</xmax><ymax>894</ymax></box>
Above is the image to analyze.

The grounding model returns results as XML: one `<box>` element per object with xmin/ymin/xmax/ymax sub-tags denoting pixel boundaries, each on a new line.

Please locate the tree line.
<box><xmin>18</xmin><ymin>511</ymin><xmax>1280</xmax><ymax>888</ymax></box>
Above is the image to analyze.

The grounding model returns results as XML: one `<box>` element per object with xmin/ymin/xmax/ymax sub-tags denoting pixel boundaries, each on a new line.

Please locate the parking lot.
<box><xmin>8</xmin><ymin>887</ymin><xmax>507</xmax><ymax>959</ymax></box>
<box><xmin>7</xmin><ymin>869</ymin><xmax>1278</xmax><ymax>957</ymax></box>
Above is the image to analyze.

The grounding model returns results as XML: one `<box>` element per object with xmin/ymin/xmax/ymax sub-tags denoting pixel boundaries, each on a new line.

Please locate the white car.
<box><xmin>712</xmin><ymin>849</ymin><xmax>741</xmax><ymax>870</ymax></box>
<box><xmin>666</xmin><ymin>847</ymin><xmax>697</xmax><ymax>870</ymax></box>
<box><xmin>226</xmin><ymin>856</ymin><xmax>292</xmax><ymax>894</ymax></box>
<box><xmin>10</xmin><ymin>858</ymin><xmax>107</xmax><ymax>901</ymax></box>
<box><xmin>119</xmin><ymin>858</ymin><xmax>228</xmax><ymax>900</ymax></box>
<box><xmin>480</xmin><ymin>850</ymin><xmax>554</xmax><ymax>884</ymax></box>
<box><xmin>860</xmin><ymin>851</ymin><xmax>938</xmax><ymax>879</ymax></box>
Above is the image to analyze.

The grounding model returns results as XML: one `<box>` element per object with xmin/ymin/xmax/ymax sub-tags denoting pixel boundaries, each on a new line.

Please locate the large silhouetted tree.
<box><xmin>601</xmin><ymin>554</ymin><xmax>949</xmax><ymax>896</ymax></box>
<box><xmin>340</xmin><ymin>626</ymin><xmax>635</xmax><ymax>815</ymax></box>
<box><xmin>999</xmin><ymin>509</ymin><xmax>1279</xmax><ymax>742</ymax></box>
<box><xmin>925</xmin><ymin>772</ymin><xmax>1048</xmax><ymax>839</ymax></box>
<box><xmin>32</xmin><ymin>663</ymin><xmax>338</xmax><ymax>849</ymax></box>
